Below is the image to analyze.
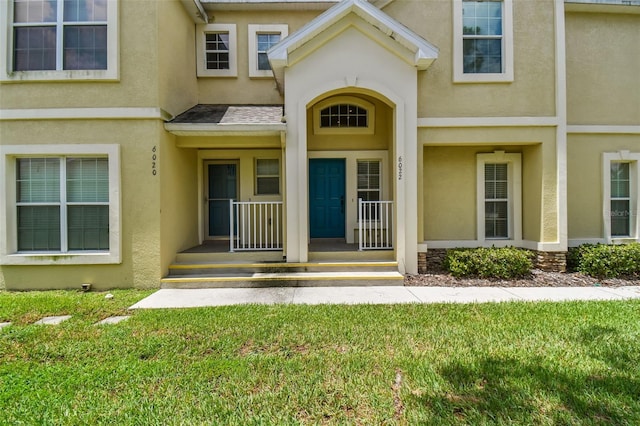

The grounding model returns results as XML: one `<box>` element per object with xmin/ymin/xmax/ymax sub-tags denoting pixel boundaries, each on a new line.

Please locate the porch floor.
<box><xmin>181</xmin><ymin>238</ymin><xmax>361</xmax><ymax>254</ymax></box>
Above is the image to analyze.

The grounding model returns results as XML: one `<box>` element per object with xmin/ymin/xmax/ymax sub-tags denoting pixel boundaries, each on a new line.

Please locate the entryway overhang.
<box><xmin>268</xmin><ymin>0</ymin><xmax>439</xmax><ymax>93</ymax></box>
<box><xmin>165</xmin><ymin>104</ymin><xmax>286</xmax><ymax>146</ymax></box>
<box><xmin>267</xmin><ymin>0</ymin><xmax>439</xmax><ymax>274</ymax></box>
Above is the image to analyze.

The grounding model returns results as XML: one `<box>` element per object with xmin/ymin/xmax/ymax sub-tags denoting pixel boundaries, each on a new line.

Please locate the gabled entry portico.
<box><xmin>268</xmin><ymin>0</ymin><xmax>438</xmax><ymax>273</ymax></box>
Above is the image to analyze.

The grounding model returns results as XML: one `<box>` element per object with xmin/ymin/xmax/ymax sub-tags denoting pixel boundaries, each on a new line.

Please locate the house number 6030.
<box><xmin>151</xmin><ymin>146</ymin><xmax>157</xmax><ymax>176</ymax></box>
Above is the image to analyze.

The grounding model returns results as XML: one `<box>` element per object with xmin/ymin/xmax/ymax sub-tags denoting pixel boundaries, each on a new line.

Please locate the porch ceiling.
<box><xmin>165</xmin><ymin>104</ymin><xmax>286</xmax><ymax>137</ymax></box>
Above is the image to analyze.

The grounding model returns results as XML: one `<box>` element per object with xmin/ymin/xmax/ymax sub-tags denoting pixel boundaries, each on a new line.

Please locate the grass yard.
<box><xmin>1</xmin><ymin>291</ymin><xmax>639</xmax><ymax>425</ymax></box>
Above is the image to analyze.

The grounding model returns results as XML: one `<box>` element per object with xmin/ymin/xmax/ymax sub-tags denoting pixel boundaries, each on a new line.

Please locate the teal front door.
<box><xmin>309</xmin><ymin>159</ymin><xmax>346</xmax><ymax>238</ymax></box>
<box><xmin>207</xmin><ymin>163</ymin><xmax>237</xmax><ymax>237</ymax></box>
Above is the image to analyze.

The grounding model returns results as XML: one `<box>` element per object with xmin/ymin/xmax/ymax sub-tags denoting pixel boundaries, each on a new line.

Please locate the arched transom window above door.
<box><xmin>312</xmin><ymin>96</ymin><xmax>375</xmax><ymax>135</ymax></box>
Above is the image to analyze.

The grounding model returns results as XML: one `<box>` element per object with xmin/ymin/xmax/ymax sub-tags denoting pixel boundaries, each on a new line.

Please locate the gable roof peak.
<box><xmin>268</xmin><ymin>0</ymin><xmax>439</xmax><ymax>71</ymax></box>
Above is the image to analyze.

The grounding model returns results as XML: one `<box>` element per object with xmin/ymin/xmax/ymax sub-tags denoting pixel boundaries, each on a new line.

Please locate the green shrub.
<box><xmin>572</xmin><ymin>243</ymin><xmax>640</xmax><ymax>278</ymax></box>
<box><xmin>443</xmin><ymin>247</ymin><xmax>534</xmax><ymax>279</ymax></box>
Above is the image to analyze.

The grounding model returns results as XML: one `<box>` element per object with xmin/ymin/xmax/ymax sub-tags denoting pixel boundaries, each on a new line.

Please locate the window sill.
<box><xmin>1</xmin><ymin>69</ymin><xmax>119</xmax><ymax>83</ymax></box>
<box><xmin>0</xmin><ymin>252</ymin><xmax>121</xmax><ymax>266</ymax></box>
<box><xmin>609</xmin><ymin>237</ymin><xmax>639</xmax><ymax>244</ymax></box>
<box><xmin>249</xmin><ymin>72</ymin><xmax>276</xmax><ymax>79</ymax></box>
<box><xmin>453</xmin><ymin>73</ymin><xmax>514</xmax><ymax>84</ymax></box>
<box><xmin>197</xmin><ymin>71</ymin><xmax>237</xmax><ymax>78</ymax></box>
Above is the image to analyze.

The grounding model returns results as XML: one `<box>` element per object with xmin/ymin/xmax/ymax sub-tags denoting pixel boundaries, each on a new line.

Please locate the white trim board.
<box><xmin>567</xmin><ymin>125</ymin><xmax>640</xmax><ymax>134</ymax></box>
<box><xmin>554</xmin><ymin>0</ymin><xmax>569</xmax><ymax>252</ymax></box>
<box><xmin>568</xmin><ymin>239</ymin><xmax>607</xmax><ymax>247</ymax></box>
<box><xmin>418</xmin><ymin>117</ymin><xmax>558</xmax><ymax>127</ymax></box>
<box><xmin>0</xmin><ymin>108</ymin><xmax>172</xmax><ymax>121</ymax></box>
<box><xmin>418</xmin><ymin>241</ymin><xmax>566</xmax><ymax>252</ymax></box>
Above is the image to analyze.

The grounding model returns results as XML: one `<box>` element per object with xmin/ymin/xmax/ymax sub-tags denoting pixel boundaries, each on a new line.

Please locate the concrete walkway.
<box><xmin>129</xmin><ymin>285</ymin><xmax>640</xmax><ymax>309</ymax></box>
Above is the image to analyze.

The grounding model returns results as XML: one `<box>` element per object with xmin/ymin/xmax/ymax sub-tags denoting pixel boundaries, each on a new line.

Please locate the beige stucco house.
<box><xmin>0</xmin><ymin>0</ymin><xmax>638</xmax><ymax>290</ymax></box>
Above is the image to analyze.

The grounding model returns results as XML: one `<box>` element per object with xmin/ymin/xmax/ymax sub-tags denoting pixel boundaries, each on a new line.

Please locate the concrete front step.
<box><xmin>168</xmin><ymin>261</ymin><xmax>399</xmax><ymax>276</ymax></box>
<box><xmin>161</xmin><ymin>271</ymin><xmax>405</xmax><ymax>288</ymax></box>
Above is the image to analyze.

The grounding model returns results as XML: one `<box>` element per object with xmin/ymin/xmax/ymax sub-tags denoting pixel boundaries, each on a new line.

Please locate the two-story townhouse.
<box><xmin>0</xmin><ymin>0</ymin><xmax>638</xmax><ymax>290</ymax></box>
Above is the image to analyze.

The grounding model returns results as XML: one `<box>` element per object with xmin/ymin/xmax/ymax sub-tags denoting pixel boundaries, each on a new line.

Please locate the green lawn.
<box><xmin>1</xmin><ymin>291</ymin><xmax>639</xmax><ymax>425</ymax></box>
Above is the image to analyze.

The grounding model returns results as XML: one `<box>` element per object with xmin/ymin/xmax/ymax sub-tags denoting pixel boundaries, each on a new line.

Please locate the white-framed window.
<box><xmin>196</xmin><ymin>23</ymin><xmax>237</xmax><ymax>77</ymax></box>
<box><xmin>603</xmin><ymin>151</ymin><xmax>639</xmax><ymax>242</ymax></box>
<box><xmin>0</xmin><ymin>144</ymin><xmax>121</xmax><ymax>265</ymax></box>
<box><xmin>476</xmin><ymin>152</ymin><xmax>521</xmax><ymax>241</ymax></box>
<box><xmin>357</xmin><ymin>160</ymin><xmax>381</xmax><ymax>220</ymax></box>
<box><xmin>255</xmin><ymin>158</ymin><xmax>279</xmax><ymax>195</ymax></box>
<box><xmin>357</xmin><ymin>160</ymin><xmax>380</xmax><ymax>203</ymax></box>
<box><xmin>312</xmin><ymin>96</ymin><xmax>375</xmax><ymax>135</ymax></box>
<box><xmin>453</xmin><ymin>0</ymin><xmax>513</xmax><ymax>83</ymax></box>
<box><xmin>1</xmin><ymin>0</ymin><xmax>119</xmax><ymax>81</ymax></box>
<box><xmin>248</xmin><ymin>24</ymin><xmax>287</xmax><ymax>78</ymax></box>
<box><xmin>321</xmin><ymin>104</ymin><xmax>368</xmax><ymax>129</ymax></box>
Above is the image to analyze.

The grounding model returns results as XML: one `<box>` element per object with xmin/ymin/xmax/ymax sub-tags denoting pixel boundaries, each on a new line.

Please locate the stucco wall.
<box><xmin>420</xmin><ymin>126</ymin><xmax>557</xmax><ymax>244</ymax></box>
<box><xmin>0</xmin><ymin>119</ymin><xmax>163</xmax><ymax>290</ymax></box>
<box><xmin>159</xmin><ymin>130</ymin><xmax>199</xmax><ymax>280</ymax></box>
<box><xmin>158</xmin><ymin>0</ymin><xmax>199</xmax><ymax>117</ymax></box>
<box><xmin>196</xmin><ymin>148</ymin><xmax>284</xmax><ymax>202</ymax></box>
<box><xmin>423</xmin><ymin>146</ymin><xmax>476</xmax><ymax>240</ymax></box>
<box><xmin>0</xmin><ymin>0</ymin><xmax>161</xmax><ymax>109</ymax></box>
<box><xmin>566</xmin><ymin>11</ymin><xmax>640</xmax><ymax>125</ymax></box>
<box><xmin>384</xmin><ymin>0</ymin><xmax>557</xmax><ymax>118</ymax></box>
<box><xmin>567</xmin><ymin>134</ymin><xmax>639</xmax><ymax>240</ymax></box>
<box><xmin>196</xmin><ymin>10</ymin><xmax>321</xmax><ymax>105</ymax></box>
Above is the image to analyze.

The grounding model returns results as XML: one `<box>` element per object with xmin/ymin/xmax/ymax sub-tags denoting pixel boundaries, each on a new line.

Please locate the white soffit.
<box><xmin>181</xmin><ymin>0</ymin><xmax>208</xmax><ymax>23</ymax></box>
<box><xmin>268</xmin><ymin>0</ymin><xmax>439</xmax><ymax>72</ymax></box>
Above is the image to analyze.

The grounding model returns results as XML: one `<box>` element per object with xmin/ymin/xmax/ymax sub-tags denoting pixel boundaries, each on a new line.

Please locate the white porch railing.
<box><xmin>230</xmin><ymin>200</ymin><xmax>283</xmax><ymax>251</ymax></box>
<box><xmin>358</xmin><ymin>199</ymin><xmax>393</xmax><ymax>250</ymax></box>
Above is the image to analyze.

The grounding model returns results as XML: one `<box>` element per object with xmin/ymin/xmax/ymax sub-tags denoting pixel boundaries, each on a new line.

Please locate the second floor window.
<box><xmin>256</xmin><ymin>33</ymin><xmax>280</xmax><ymax>71</ymax></box>
<box><xmin>248</xmin><ymin>24</ymin><xmax>287</xmax><ymax>77</ymax></box>
<box><xmin>205</xmin><ymin>32</ymin><xmax>230</xmax><ymax>70</ymax></box>
<box><xmin>12</xmin><ymin>0</ymin><xmax>108</xmax><ymax>71</ymax></box>
<box><xmin>453</xmin><ymin>0</ymin><xmax>513</xmax><ymax>82</ymax></box>
<box><xmin>462</xmin><ymin>0</ymin><xmax>503</xmax><ymax>74</ymax></box>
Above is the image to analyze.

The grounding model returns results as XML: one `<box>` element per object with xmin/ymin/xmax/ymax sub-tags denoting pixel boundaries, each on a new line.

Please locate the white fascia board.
<box><xmin>268</xmin><ymin>0</ymin><xmax>438</xmax><ymax>70</ymax></box>
<box><xmin>165</xmin><ymin>123</ymin><xmax>286</xmax><ymax>136</ymax></box>
<box><xmin>349</xmin><ymin>0</ymin><xmax>439</xmax><ymax>67</ymax></box>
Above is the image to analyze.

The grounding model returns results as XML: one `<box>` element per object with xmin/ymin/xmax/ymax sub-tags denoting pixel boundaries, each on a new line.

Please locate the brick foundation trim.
<box><xmin>417</xmin><ymin>248</ymin><xmax>567</xmax><ymax>274</ymax></box>
<box><xmin>532</xmin><ymin>250</ymin><xmax>567</xmax><ymax>272</ymax></box>
<box><xmin>418</xmin><ymin>249</ymin><xmax>448</xmax><ymax>274</ymax></box>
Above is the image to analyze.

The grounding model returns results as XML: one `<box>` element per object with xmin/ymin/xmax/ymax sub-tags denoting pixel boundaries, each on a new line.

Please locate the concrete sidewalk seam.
<box><xmin>499</xmin><ymin>287</ymin><xmax>526</xmax><ymax>300</ymax></box>
<box><xmin>403</xmin><ymin>287</ymin><xmax>426</xmax><ymax>303</ymax></box>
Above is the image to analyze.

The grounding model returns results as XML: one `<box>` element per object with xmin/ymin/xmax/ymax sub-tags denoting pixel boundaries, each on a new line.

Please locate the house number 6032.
<box><xmin>151</xmin><ymin>146</ymin><xmax>157</xmax><ymax>176</ymax></box>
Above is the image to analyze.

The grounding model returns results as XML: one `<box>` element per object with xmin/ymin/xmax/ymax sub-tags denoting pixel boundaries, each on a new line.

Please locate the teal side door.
<box><xmin>208</xmin><ymin>163</ymin><xmax>237</xmax><ymax>237</ymax></box>
<box><xmin>309</xmin><ymin>159</ymin><xmax>346</xmax><ymax>238</ymax></box>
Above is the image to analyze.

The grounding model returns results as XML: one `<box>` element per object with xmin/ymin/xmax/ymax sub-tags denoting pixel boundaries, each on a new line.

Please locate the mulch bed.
<box><xmin>404</xmin><ymin>269</ymin><xmax>640</xmax><ymax>288</ymax></box>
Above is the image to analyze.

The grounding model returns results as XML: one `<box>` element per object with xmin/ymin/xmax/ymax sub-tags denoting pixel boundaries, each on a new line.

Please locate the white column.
<box><xmin>404</xmin><ymin>98</ymin><xmax>419</xmax><ymax>274</ymax></box>
<box><xmin>284</xmin><ymin>100</ymin><xmax>309</xmax><ymax>263</ymax></box>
